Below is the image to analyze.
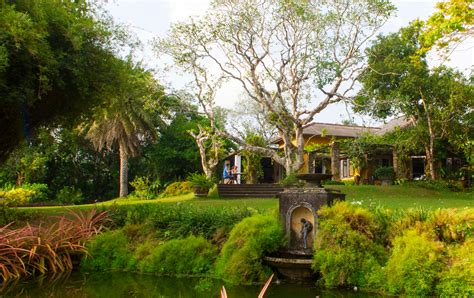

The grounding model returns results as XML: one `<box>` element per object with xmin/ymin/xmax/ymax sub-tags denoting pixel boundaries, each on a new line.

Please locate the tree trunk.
<box><xmin>425</xmin><ymin>145</ymin><xmax>437</xmax><ymax>180</ymax></box>
<box><xmin>420</xmin><ymin>91</ymin><xmax>437</xmax><ymax>180</ymax></box>
<box><xmin>119</xmin><ymin>143</ymin><xmax>129</xmax><ymax>197</ymax></box>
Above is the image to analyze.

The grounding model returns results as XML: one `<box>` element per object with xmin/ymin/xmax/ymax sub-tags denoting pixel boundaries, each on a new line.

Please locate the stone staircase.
<box><xmin>217</xmin><ymin>184</ymin><xmax>285</xmax><ymax>198</ymax></box>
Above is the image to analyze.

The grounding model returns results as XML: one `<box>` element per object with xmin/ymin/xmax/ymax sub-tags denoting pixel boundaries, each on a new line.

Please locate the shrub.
<box><xmin>81</xmin><ymin>230</ymin><xmax>132</xmax><ymax>271</ymax></box>
<box><xmin>1</xmin><ymin>188</ymin><xmax>35</xmax><ymax>206</ymax></box>
<box><xmin>388</xmin><ymin>207</ymin><xmax>431</xmax><ymax>240</ymax></box>
<box><xmin>436</xmin><ymin>239</ymin><xmax>474</xmax><ymax>297</ymax></box>
<box><xmin>187</xmin><ymin>173</ymin><xmax>214</xmax><ymax>191</ymax></box>
<box><xmin>278</xmin><ymin>172</ymin><xmax>301</xmax><ymax>186</ymax></box>
<box><xmin>207</xmin><ymin>184</ymin><xmax>219</xmax><ymax>198</ymax></box>
<box><xmin>160</xmin><ymin>181</ymin><xmax>192</xmax><ymax>198</ymax></box>
<box><xmin>1</xmin><ymin>209</ymin><xmax>107</xmax><ymax>281</ymax></box>
<box><xmin>410</xmin><ymin>179</ymin><xmax>460</xmax><ymax>191</ymax></box>
<box><xmin>148</xmin><ymin>205</ymin><xmax>256</xmax><ymax>239</ymax></box>
<box><xmin>385</xmin><ymin>230</ymin><xmax>443</xmax><ymax>296</ymax></box>
<box><xmin>0</xmin><ymin>183</ymin><xmax>50</xmax><ymax>206</ymax></box>
<box><xmin>104</xmin><ymin>203</ymin><xmax>256</xmax><ymax>240</ymax></box>
<box><xmin>56</xmin><ymin>186</ymin><xmax>84</xmax><ymax>205</ymax></box>
<box><xmin>129</xmin><ymin>176</ymin><xmax>158</xmax><ymax>199</ymax></box>
<box><xmin>215</xmin><ymin>214</ymin><xmax>285</xmax><ymax>284</ymax></box>
<box><xmin>373</xmin><ymin>166</ymin><xmax>395</xmax><ymax>180</ymax></box>
<box><xmin>22</xmin><ymin>183</ymin><xmax>49</xmax><ymax>203</ymax></box>
<box><xmin>139</xmin><ymin>235</ymin><xmax>216</xmax><ymax>275</ymax></box>
<box><xmin>312</xmin><ymin>202</ymin><xmax>387</xmax><ymax>289</ymax></box>
<box><xmin>426</xmin><ymin>208</ymin><xmax>473</xmax><ymax>244</ymax></box>
<box><xmin>128</xmin><ymin>239</ymin><xmax>158</xmax><ymax>271</ymax></box>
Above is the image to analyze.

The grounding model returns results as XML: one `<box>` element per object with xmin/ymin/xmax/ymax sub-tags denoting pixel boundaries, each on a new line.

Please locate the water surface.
<box><xmin>1</xmin><ymin>272</ymin><xmax>379</xmax><ymax>297</ymax></box>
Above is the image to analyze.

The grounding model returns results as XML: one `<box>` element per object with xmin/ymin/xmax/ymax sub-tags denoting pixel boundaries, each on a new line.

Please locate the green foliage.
<box><xmin>0</xmin><ymin>183</ymin><xmax>50</xmax><ymax>206</ymax></box>
<box><xmin>56</xmin><ymin>186</ymin><xmax>84</xmax><ymax>205</ymax></box>
<box><xmin>419</xmin><ymin>0</ymin><xmax>474</xmax><ymax>55</ymax></box>
<box><xmin>139</xmin><ymin>236</ymin><xmax>216</xmax><ymax>275</ymax></box>
<box><xmin>21</xmin><ymin>183</ymin><xmax>49</xmax><ymax>203</ymax></box>
<box><xmin>385</xmin><ymin>230</ymin><xmax>443</xmax><ymax>296</ymax></box>
<box><xmin>373</xmin><ymin>166</ymin><xmax>395</xmax><ymax>180</ymax></box>
<box><xmin>436</xmin><ymin>239</ymin><xmax>474</xmax><ymax>297</ymax></box>
<box><xmin>426</xmin><ymin>208</ymin><xmax>473</xmax><ymax>244</ymax></box>
<box><xmin>278</xmin><ymin>172</ymin><xmax>301</xmax><ymax>187</ymax></box>
<box><xmin>340</xmin><ymin>134</ymin><xmax>385</xmax><ymax>171</ymax></box>
<box><xmin>81</xmin><ymin>230</ymin><xmax>132</xmax><ymax>271</ymax></box>
<box><xmin>104</xmin><ymin>203</ymin><xmax>257</xmax><ymax>240</ymax></box>
<box><xmin>312</xmin><ymin>202</ymin><xmax>387</xmax><ymax>288</ymax></box>
<box><xmin>0</xmin><ymin>0</ymin><xmax>130</xmax><ymax>162</ymax></box>
<box><xmin>215</xmin><ymin>214</ymin><xmax>285</xmax><ymax>284</ymax></box>
<box><xmin>129</xmin><ymin>176</ymin><xmax>160</xmax><ymax>199</ymax></box>
<box><xmin>356</xmin><ymin>22</ymin><xmax>474</xmax><ymax>178</ymax></box>
<box><xmin>409</xmin><ymin>179</ymin><xmax>461</xmax><ymax>192</ymax></box>
<box><xmin>187</xmin><ymin>173</ymin><xmax>215</xmax><ymax>190</ymax></box>
<box><xmin>207</xmin><ymin>184</ymin><xmax>219</xmax><ymax>198</ymax></box>
<box><xmin>0</xmin><ymin>188</ymin><xmax>35</xmax><ymax>206</ymax></box>
<box><xmin>160</xmin><ymin>181</ymin><xmax>192</xmax><ymax>198</ymax></box>
<box><xmin>242</xmin><ymin>133</ymin><xmax>266</xmax><ymax>184</ymax></box>
<box><xmin>131</xmin><ymin>112</ymin><xmax>203</xmax><ymax>184</ymax></box>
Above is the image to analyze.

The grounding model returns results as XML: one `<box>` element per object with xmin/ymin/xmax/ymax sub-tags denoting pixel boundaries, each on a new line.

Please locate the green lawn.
<box><xmin>15</xmin><ymin>185</ymin><xmax>473</xmax><ymax>215</ymax></box>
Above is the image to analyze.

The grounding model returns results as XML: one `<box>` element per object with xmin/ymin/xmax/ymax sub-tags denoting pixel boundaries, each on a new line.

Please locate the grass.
<box><xmin>328</xmin><ymin>185</ymin><xmax>473</xmax><ymax>209</ymax></box>
<box><xmin>14</xmin><ymin>185</ymin><xmax>473</xmax><ymax>216</ymax></box>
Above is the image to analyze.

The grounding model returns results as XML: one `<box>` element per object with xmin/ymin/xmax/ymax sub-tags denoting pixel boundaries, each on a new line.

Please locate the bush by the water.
<box><xmin>215</xmin><ymin>214</ymin><xmax>285</xmax><ymax>284</ymax></box>
<box><xmin>139</xmin><ymin>235</ymin><xmax>216</xmax><ymax>275</ymax></box>
<box><xmin>312</xmin><ymin>202</ymin><xmax>387</xmax><ymax>288</ymax></box>
<box><xmin>81</xmin><ymin>230</ymin><xmax>133</xmax><ymax>271</ymax></box>
<box><xmin>436</xmin><ymin>239</ymin><xmax>474</xmax><ymax>296</ymax></box>
<box><xmin>385</xmin><ymin>230</ymin><xmax>443</xmax><ymax>296</ymax></box>
<box><xmin>313</xmin><ymin>202</ymin><xmax>473</xmax><ymax>295</ymax></box>
<box><xmin>77</xmin><ymin>202</ymin><xmax>473</xmax><ymax>295</ymax></box>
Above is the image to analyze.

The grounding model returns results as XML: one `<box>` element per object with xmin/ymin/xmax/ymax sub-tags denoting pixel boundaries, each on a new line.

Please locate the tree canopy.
<box><xmin>157</xmin><ymin>0</ymin><xmax>395</xmax><ymax>175</ymax></box>
<box><xmin>0</xmin><ymin>0</ymin><xmax>129</xmax><ymax>162</ymax></box>
<box><xmin>355</xmin><ymin>24</ymin><xmax>474</xmax><ymax>178</ymax></box>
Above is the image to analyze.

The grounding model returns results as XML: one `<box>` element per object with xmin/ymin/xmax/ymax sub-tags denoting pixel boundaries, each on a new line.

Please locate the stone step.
<box><xmin>217</xmin><ymin>183</ymin><xmax>285</xmax><ymax>198</ymax></box>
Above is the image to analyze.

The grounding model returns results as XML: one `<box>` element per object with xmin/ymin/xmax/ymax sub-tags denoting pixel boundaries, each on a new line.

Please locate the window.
<box><xmin>341</xmin><ymin>159</ymin><xmax>350</xmax><ymax>178</ymax></box>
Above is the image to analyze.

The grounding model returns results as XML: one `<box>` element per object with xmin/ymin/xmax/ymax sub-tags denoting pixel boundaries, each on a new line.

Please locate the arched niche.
<box><xmin>286</xmin><ymin>204</ymin><xmax>316</xmax><ymax>251</ymax></box>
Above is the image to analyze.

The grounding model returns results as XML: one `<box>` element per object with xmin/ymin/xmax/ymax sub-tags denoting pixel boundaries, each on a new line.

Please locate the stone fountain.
<box><xmin>263</xmin><ymin>173</ymin><xmax>345</xmax><ymax>281</ymax></box>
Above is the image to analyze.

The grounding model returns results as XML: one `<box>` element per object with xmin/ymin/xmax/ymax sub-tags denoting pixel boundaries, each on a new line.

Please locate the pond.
<box><xmin>1</xmin><ymin>272</ymin><xmax>380</xmax><ymax>297</ymax></box>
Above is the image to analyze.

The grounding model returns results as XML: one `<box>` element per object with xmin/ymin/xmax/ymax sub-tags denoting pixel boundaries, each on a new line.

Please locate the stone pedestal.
<box><xmin>278</xmin><ymin>188</ymin><xmax>345</xmax><ymax>253</ymax></box>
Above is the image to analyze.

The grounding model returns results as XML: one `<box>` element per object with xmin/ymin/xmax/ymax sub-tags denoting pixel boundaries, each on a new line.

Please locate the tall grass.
<box><xmin>0</xmin><ymin>209</ymin><xmax>108</xmax><ymax>282</ymax></box>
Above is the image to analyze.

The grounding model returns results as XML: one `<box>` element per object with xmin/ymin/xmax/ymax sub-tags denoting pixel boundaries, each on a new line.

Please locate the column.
<box><xmin>331</xmin><ymin>141</ymin><xmax>340</xmax><ymax>181</ymax></box>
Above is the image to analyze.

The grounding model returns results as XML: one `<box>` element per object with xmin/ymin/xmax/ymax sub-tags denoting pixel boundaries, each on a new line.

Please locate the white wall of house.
<box><xmin>234</xmin><ymin>155</ymin><xmax>242</xmax><ymax>184</ymax></box>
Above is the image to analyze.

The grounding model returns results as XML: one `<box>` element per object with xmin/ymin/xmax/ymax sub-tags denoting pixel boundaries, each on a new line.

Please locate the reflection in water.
<box><xmin>1</xmin><ymin>272</ymin><xmax>380</xmax><ymax>297</ymax></box>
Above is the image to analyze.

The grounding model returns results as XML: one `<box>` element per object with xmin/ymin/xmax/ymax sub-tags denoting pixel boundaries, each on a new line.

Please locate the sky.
<box><xmin>105</xmin><ymin>0</ymin><xmax>473</xmax><ymax>126</ymax></box>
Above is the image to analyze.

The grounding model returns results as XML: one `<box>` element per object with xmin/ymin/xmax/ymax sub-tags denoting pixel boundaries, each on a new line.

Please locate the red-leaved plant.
<box><xmin>0</xmin><ymin>209</ymin><xmax>108</xmax><ymax>282</ymax></box>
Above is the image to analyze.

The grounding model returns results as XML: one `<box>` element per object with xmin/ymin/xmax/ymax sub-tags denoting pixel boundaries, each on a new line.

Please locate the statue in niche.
<box><xmin>300</xmin><ymin>218</ymin><xmax>313</xmax><ymax>249</ymax></box>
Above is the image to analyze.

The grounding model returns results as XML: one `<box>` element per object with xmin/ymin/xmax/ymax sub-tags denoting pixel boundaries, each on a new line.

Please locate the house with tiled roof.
<box><xmin>223</xmin><ymin>117</ymin><xmax>459</xmax><ymax>185</ymax></box>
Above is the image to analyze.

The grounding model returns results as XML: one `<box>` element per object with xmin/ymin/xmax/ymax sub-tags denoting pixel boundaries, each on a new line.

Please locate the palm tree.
<box><xmin>85</xmin><ymin>62</ymin><xmax>162</xmax><ymax>197</ymax></box>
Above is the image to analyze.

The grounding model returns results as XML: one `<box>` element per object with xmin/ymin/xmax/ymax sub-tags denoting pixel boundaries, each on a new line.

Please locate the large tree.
<box><xmin>85</xmin><ymin>61</ymin><xmax>164</xmax><ymax>197</ymax></box>
<box><xmin>0</xmin><ymin>0</ymin><xmax>128</xmax><ymax>162</ymax></box>
<box><xmin>354</xmin><ymin>24</ymin><xmax>474</xmax><ymax>179</ymax></box>
<box><xmin>157</xmin><ymin>0</ymin><xmax>395</xmax><ymax>175</ymax></box>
